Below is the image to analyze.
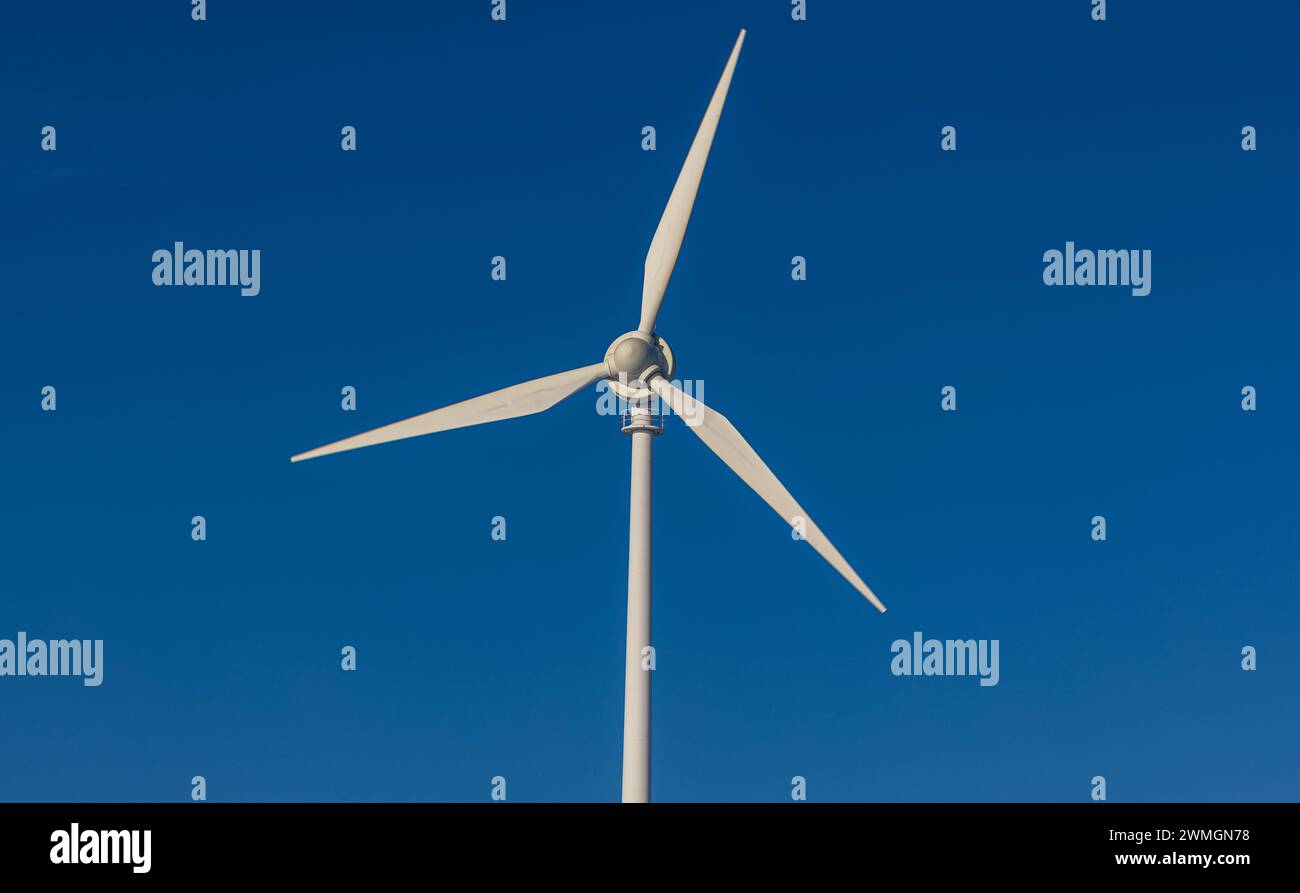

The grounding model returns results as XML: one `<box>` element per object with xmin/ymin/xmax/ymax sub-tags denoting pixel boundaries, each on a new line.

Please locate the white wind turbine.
<box><xmin>291</xmin><ymin>29</ymin><xmax>887</xmax><ymax>803</ymax></box>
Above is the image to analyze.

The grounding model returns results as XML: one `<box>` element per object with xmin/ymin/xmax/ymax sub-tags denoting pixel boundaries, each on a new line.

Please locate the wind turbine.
<box><xmin>291</xmin><ymin>29</ymin><xmax>887</xmax><ymax>803</ymax></box>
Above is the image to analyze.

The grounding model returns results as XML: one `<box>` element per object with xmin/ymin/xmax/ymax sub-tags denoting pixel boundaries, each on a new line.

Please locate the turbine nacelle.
<box><xmin>604</xmin><ymin>331</ymin><xmax>675</xmax><ymax>401</ymax></box>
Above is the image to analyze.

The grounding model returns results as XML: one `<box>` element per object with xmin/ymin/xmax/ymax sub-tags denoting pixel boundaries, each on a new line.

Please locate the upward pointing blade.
<box><xmin>649</xmin><ymin>376</ymin><xmax>887</xmax><ymax>612</ymax></box>
<box><xmin>638</xmin><ymin>29</ymin><xmax>745</xmax><ymax>335</ymax></box>
<box><xmin>290</xmin><ymin>362</ymin><xmax>608</xmax><ymax>463</ymax></box>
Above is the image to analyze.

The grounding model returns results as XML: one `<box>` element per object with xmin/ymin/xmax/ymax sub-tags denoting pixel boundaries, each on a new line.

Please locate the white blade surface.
<box><xmin>638</xmin><ymin>29</ymin><xmax>745</xmax><ymax>334</ymax></box>
<box><xmin>291</xmin><ymin>363</ymin><xmax>608</xmax><ymax>463</ymax></box>
<box><xmin>650</xmin><ymin>377</ymin><xmax>886</xmax><ymax>612</ymax></box>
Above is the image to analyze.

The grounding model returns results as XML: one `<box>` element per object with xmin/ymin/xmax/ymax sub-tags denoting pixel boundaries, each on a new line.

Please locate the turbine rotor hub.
<box><xmin>604</xmin><ymin>331</ymin><xmax>675</xmax><ymax>400</ymax></box>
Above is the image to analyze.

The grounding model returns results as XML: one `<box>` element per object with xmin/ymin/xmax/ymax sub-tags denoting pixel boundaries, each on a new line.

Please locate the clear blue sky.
<box><xmin>2</xmin><ymin>1</ymin><xmax>1296</xmax><ymax>802</ymax></box>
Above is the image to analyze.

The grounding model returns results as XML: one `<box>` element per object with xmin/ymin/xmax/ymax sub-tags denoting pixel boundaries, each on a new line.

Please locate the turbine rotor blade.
<box><xmin>638</xmin><ymin>29</ymin><xmax>745</xmax><ymax>334</ymax></box>
<box><xmin>291</xmin><ymin>363</ymin><xmax>608</xmax><ymax>463</ymax></box>
<box><xmin>649</xmin><ymin>376</ymin><xmax>886</xmax><ymax>612</ymax></box>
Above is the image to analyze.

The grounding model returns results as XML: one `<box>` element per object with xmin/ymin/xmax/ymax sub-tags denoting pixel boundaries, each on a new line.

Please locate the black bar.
<box><xmin>0</xmin><ymin>803</ymin><xmax>1289</xmax><ymax>879</ymax></box>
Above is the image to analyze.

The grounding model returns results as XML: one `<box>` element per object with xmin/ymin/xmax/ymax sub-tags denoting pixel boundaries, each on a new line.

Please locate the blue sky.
<box><xmin>1</xmin><ymin>1</ymin><xmax>1296</xmax><ymax>802</ymax></box>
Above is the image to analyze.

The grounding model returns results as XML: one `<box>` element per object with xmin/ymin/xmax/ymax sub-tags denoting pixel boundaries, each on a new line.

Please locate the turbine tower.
<box><xmin>291</xmin><ymin>29</ymin><xmax>887</xmax><ymax>804</ymax></box>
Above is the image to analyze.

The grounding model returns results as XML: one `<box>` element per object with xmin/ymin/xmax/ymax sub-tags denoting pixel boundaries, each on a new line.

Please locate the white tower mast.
<box><xmin>621</xmin><ymin>401</ymin><xmax>660</xmax><ymax>802</ymax></box>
